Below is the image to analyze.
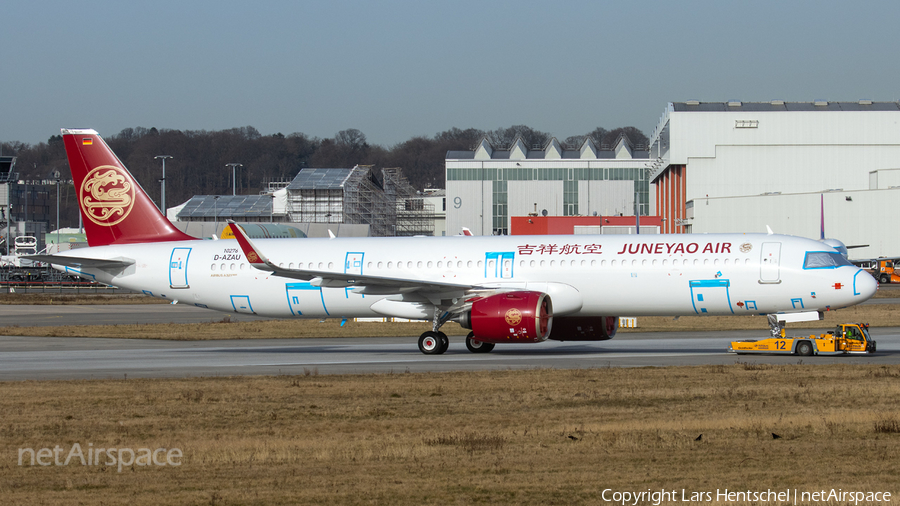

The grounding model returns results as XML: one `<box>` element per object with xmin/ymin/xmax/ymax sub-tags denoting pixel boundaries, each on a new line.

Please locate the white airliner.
<box><xmin>32</xmin><ymin>128</ymin><xmax>878</xmax><ymax>355</ymax></box>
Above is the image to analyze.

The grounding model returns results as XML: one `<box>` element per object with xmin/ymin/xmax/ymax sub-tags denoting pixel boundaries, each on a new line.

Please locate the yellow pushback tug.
<box><xmin>729</xmin><ymin>323</ymin><xmax>876</xmax><ymax>356</ymax></box>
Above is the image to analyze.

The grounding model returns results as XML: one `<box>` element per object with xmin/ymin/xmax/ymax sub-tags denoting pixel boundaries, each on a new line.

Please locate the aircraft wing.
<box><xmin>24</xmin><ymin>254</ymin><xmax>135</xmax><ymax>270</ymax></box>
<box><xmin>227</xmin><ymin>221</ymin><xmax>474</xmax><ymax>294</ymax></box>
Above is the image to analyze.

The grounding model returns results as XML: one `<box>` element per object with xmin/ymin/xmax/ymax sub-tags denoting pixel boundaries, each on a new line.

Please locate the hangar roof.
<box><xmin>445</xmin><ymin>150</ymin><xmax>650</xmax><ymax>159</ymax></box>
<box><xmin>177</xmin><ymin>195</ymin><xmax>273</xmax><ymax>219</ymax></box>
<box><xmin>447</xmin><ymin>135</ymin><xmax>649</xmax><ymax>160</ymax></box>
<box><xmin>286</xmin><ymin>168</ymin><xmax>356</xmax><ymax>190</ymax></box>
<box><xmin>672</xmin><ymin>101</ymin><xmax>900</xmax><ymax>112</ymax></box>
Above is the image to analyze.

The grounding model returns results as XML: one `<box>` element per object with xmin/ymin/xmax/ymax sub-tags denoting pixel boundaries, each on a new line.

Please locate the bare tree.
<box><xmin>486</xmin><ymin>125</ymin><xmax>551</xmax><ymax>149</ymax></box>
<box><xmin>564</xmin><ymin>135</ymin><xmax>585</xmax><ymax>148</ymax></box>
<box><xmin>602</xmin><ymin>127</ymin><xmax>649</xmax><ymax>148</ymax></box>
<box><xmin>434</xmin><ymin>127</ymin><xmax>485</xmax><ymax>149</ymax></box>
<box><xmin>335</xmin><ymin>129</ymin><xmax>367</xmax><ymax>150</ymax></box>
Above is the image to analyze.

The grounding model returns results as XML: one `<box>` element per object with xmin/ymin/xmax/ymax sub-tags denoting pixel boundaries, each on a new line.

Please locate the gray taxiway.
<box><xmin>1</xmin><ymin>303</ymin><xmax>899</xmax><ymax>380</ymax></box>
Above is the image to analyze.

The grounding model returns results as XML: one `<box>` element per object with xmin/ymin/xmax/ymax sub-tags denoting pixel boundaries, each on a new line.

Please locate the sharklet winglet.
<box><xmin>227</xmin><ymin>220</ymin><xmax>273</xmax><ymax>268</ymax></box>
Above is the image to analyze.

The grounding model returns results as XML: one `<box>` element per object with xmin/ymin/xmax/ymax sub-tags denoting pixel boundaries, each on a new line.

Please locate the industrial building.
<box><xmin>445</xmin><ymin>135</ymin><xmax>652</xmax><ymax>236</ymax></box>
<box><xmin>420</xmin><ymin>188</ymin><xmax>447</xmax><ymax>236</ymax></box>
<box><xmin>284</xmin><ymin>166</ymin><xmax>433</xmax><ymax>237</ymax></box>
<box><xmin>647</xmin><ymin>100</ymin><xmax>900</xmax><ymax>259</ymax></box>
<box><xmin>510</xmin><ymin>215</ymin><xmax>662</xmax><ymax>235</ymax></box>
<box><xmin>175</xmin><ymin>194</ymin><xmax>284</xmax><ymax>223</ymax></box>
<box><xmin>0</xmin><ymin>156</ymin><xmax>54</xmax><ymax>255</ymax></box>
<box><xmin>170</xmin><ymin>165</ymin><xmax>436</xmax><ymax>238</ymax></box>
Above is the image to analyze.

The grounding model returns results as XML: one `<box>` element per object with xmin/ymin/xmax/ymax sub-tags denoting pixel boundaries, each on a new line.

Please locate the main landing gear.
<box><xmin>417</xmin><ymin>309</ymin><xmax>495</xmax><ymax>355</ymax></box>
<box><xmin>418</xmin><ymin>331</ymin><xmax>496</xmax><ymax>354</ymax></box>
<box><xmin>418</xmin><ymin>331</ymin><xmax>449</xmax><ymax>355</ymax></box>
<box><xmin>465</xmin><ymin>332</ymin><xmax>494</xmax><ymax>353</ymax></box>
<box><xmin>418</xmin><ymin>309</ymin><xmax>452</xmax><ymax>354</ymax></box>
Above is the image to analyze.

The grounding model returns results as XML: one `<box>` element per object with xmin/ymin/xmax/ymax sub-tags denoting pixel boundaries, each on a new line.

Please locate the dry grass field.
<box><xmin>2</xmin><ymin>290</ymin><xmax>898</xmax><ymax>504</ymax></box>
<box><xmin>0</xmin><ymin>293</ymin><xmax>169</xmax><ymax>305</ymax></box>
<box><xmin>2</xmin><ymin>364</ymin><xmax>899</xmax><ymax>505</ymax></box>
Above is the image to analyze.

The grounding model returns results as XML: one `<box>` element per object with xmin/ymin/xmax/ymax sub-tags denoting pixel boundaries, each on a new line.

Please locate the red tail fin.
<box><xmin>62</xmin><ymin>128</ymin><xmax>193</xmax><ymax>246</ymax></box>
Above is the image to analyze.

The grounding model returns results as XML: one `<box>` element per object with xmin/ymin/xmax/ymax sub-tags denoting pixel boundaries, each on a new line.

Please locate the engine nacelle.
<box><xmin>466</xmin><ymin>291</ymin><xmax>552</xmax><ymax>344</ymax></box>
<box><xmin>547</xmin><ymin>316</ymin><xmax>618</xmax><ymax>341</ymax></box>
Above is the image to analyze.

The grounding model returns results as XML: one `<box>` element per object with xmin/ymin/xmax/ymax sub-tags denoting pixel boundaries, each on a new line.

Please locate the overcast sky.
<box><xmin>3</xmin><ymin>0</ymin><xmax>898</xmax><ymax>147</ymax></box>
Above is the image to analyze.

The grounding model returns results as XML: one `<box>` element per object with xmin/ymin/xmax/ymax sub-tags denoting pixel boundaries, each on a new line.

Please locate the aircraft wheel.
<box><xmin>419</xmin><ymin>331</ymin><xmax>447</xmax><ymax>355</ymax></box>
<box><xmin>796</xmin><ymin>341</ymin><xmax>813</xmax><ymax>356</ymax></box>
<box><xmin>465</xmin><ymin>332</ymin><xmax>495</xmax><ymax>353</ymax></box>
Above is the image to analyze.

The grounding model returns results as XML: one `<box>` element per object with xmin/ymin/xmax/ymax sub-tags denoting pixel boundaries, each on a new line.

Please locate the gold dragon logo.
<box><xmin>504</xmin><ymin>308</ymin><xmax>522</xmax><ymax>326</ymax></box>
<box><xmin>80</xmin><ymin>166</ymin><xmax>136</xmax><ymax>226</ymax></box>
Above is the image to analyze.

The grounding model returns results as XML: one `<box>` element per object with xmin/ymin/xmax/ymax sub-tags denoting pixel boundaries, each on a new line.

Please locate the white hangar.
<box><xmin>648</xmin><ymin>100</ymin><xmax>900</xmax><ymax>259</ymax></box>
<box><xmin>445</xmin><ymin>136</ymin><xmax>652</xmax><ymax>236</ymax></box>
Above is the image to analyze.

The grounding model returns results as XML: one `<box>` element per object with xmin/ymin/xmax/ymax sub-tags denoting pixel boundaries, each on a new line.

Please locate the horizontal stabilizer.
<box><xmin>25</xmin><ymin>254</ymin><xmax>135</xmax><ymax>270</ymax></box>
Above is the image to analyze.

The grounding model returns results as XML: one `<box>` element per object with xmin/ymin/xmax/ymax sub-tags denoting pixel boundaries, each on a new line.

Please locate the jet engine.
<box><xmin>458</xmin><ymin>291</ymin><xmax>552</xmax><ymax>344</ymax></box>
<box><xmin>547</xmin><ymin>316</ymin><xmax>618</xmax><ymax>341</ymax></box>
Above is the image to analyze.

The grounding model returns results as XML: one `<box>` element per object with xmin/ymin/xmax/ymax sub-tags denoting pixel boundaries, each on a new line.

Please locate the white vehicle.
<box><xmin>31</xmin><ymin>129</ymin><xmax>877</xmax><ymax>355</ymax></box>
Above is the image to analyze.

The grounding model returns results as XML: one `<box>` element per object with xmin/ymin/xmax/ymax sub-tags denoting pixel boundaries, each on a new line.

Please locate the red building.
<box><xmin>510</xmin><ymin>216</ymin><xmax>663</xmax><ymax>235</ymax></box>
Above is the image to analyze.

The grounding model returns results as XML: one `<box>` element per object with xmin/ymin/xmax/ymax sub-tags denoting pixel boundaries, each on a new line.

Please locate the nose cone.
<box><xmin>853</xmin><ymin>268</ymin><xmax>878</xmax><ymax>301</ymax></box>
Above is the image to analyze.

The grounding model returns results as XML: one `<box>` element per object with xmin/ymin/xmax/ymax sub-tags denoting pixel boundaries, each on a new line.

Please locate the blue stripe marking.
<box><xmin>689</xmin><ymin>280</ymin><xmax>730</xmax><ymax>288</ymax></box>
<box><xmin>689</xmin><ymin>279</ymin><xmax>734</xmax><ymax>315</ymax></box>
<box><xmin>168</xmin><ymin>247</ymin><xmax>192</xmax><ymax>287</ymax></box>
<box><xmin>65</xmin><ymin>266</ymin><xmax>96</xmax><ymax>281</ymax></box>
<box><xmin>285</xmin><ymin>282</ymin><xmax>330</xmax><ymax>316</ymax></box>
<box><xmin>230</xmin><ymin>295</ymin><xmax>253</xmax><ymax>313</ymax></box>
<box><xmin>286</xmin><ymin>282</ymin><xmax>319</xmax><ymax>290</ymax></box>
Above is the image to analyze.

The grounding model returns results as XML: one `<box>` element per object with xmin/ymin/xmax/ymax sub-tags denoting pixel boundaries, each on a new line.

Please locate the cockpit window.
<box><xmin>804</xmin><ymin>251</ymin><xmax>854</xmax><ymax>269</ymax></box>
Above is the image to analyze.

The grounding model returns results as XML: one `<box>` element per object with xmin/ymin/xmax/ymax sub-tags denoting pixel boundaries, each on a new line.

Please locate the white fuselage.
<box><xmin>54</xmin><ymin>233</ymin><xmax>876</xmax><ymax>320</ymax></box>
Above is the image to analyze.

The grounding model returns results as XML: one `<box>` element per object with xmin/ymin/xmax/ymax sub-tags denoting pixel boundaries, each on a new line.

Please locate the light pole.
<box><xmin>154</xmin><ymin>155</ymin><xmax>172</xmax><ymax>214</ymax></box>
<box><xmin>51</xmin><ymin>170</ymin><xmax>61</xmax><ymax>250</ymax></box>
<box><xmin>213</xmin><ymin>196</ymin><xmax>219</xmax><ymax>236</ymax></box>
<box><xmin>226</xmin><ymin>163</ymin><xmax>242</xmax><ymax>196</ymax></box>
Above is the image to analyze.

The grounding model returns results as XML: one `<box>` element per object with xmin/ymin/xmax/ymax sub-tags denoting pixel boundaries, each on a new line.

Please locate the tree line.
<box><xmin>1</xmin><ymin>125</ymin><xmax>648</xmax><ymax>228</ymax></box>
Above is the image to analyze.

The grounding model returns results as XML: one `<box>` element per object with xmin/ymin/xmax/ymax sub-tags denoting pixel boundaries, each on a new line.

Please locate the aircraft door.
<box><xmin>760</xmin><ymin>242</ymin><xmax>781</xmax><ymax>283</ymax></box>
<box><xmin>485</xmin><ymin>252</ymin><xmax>515</xmax><ymax>279</ymax></box>
<box><xmin>345</xmin><ymin>252</ymin><xmax>364</xmax><ymax>275</ymax></box>
<box><xmin>169</xmin><ymin>247</ymin><xmax>191</xmax><ymax>289</ymax></box>
<box><xmin>344</xmin><ymin>252</ymin><xmax>364</xmax><ymax>299</ymax></box>
<box><xmin>230</xmin><ymin>295</ymin><xmax>254</xmax><ymax>314</ymax></box>
<box><xmin>690</xmin><ymin>279</ymin><xmax>734</xmax><ymax>315</ymax></box>
<box><xmin>285</xmin><ymin>282</ymin><xmax>329</xmax><ymax>316</ymax></box>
